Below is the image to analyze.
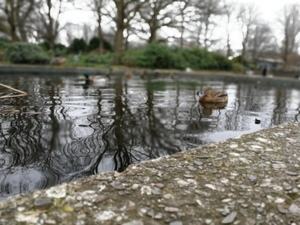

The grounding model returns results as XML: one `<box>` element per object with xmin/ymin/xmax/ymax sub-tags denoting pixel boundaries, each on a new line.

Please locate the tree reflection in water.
<box><xmin>0</xmin><ymin>74</ymin><xmax>299</xmax><ymax>199</ymax></box>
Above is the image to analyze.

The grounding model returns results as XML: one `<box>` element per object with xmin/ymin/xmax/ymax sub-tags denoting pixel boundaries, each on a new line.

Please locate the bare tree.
<box><xmin>82</xmin><ymin>23</ymin><xmax>94</xmax><ymax>43</ymax></box>
<box><xmin>223</xmin><ymin>0</ymin><xmax>235</xmax><ymax>57</ymax></box>
<box><xmin>35</xmin><ymin>0</ymin><xmax>72</xmax><ymax>49</ymax></box>
<box><xmin>174</xmin><ymin>0</ymin><xmax>193</xmax><ymax>48</ymax></box>
<box><xmin>64</xmin><ymin>22</ymin><xmax>81</xmax><ymax>45</ymax></box>
<box><xmin>97</xmin><ymin>0</ymin><xmax>144</xmax><ymax>63</ymax></box>
<box><xmin>0</xmin><ymin>0</ymin><xmax>37</xmax><ymax>41</ymax></box>
<box><xmin>88</xmin><ymin>0</ymin><xmax>107</xmax><ymax>53</ymax></box>
<box><xmin>248</xmin><ymin>22</ymin><xmax>277</xmax><ymax>60</ymax></box>
<box><xmin>193</xmin><ymin>15</ymin><xmax>204</xmax><ymax>47</ymax></box>
<box><xmin>108</xmin><ymin>0</ymin><xmax>144</xmax><ymax>63</ymax></box>
<box><xmin>65</xmin><ymin>23</ymin><xmax>75</xmax><ymax>45</ymax></box>
<box><xmin>193</xmin><ymin>0</ymin><xmax>224</xmax><ymax>49</ymax></box>
<box><xmin>237</xmin><ymin>3</ymin><xmax>258</xmax><ymax>62</ymax></box>
<box><xmin>138</xmin><ymin>0</ymin><xmax>174</xmax><ymax>43</ymax></box>
<box><xmin>281</xmin><ymin>4</ymin><xmax>300</xmax><ymax>64</ymax></box>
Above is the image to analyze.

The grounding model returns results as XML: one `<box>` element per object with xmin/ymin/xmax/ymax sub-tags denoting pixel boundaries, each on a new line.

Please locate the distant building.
<box><xmin>256</xmin><ymin>57</ymin><xmax>284</xmax><ymax>71</ymax></box>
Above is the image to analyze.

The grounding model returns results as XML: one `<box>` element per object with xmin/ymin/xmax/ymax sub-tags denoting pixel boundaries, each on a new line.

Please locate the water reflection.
<box><xmin>0</xmin><ymin>74</ymin><xmax>299</xmax><ymax>199</ymax></box>
<box><xmin>199</xmin><ymin>102</ymin><xmax>227</xmax><ymax>117</ymax></box>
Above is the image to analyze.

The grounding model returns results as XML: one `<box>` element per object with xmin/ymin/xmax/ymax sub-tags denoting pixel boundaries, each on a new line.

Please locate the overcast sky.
<box><xmin>238</xmin><ymin>0</ymin><xmax>299</xmax><ymax>19</ymax></box>
<box><xmin>60</xmin><ymin>0</ymin><xmax>300</xmax><ymax>51</ymax></box>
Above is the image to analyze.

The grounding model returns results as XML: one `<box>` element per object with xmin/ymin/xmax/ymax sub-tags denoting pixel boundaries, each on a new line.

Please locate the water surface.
<box><xmin>0</xmin><ymin>74</ymin><xmax>299</xmax><ymax>199</ymax></box>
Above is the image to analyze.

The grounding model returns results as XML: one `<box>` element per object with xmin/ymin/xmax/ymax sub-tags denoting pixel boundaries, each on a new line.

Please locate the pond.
<box><xmin>0</xmin><ymin>73</ymin><xmax>299</xmax><ymax>199</ymax></box>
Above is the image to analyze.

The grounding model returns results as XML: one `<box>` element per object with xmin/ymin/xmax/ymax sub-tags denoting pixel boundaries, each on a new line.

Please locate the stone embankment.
<box><xmin>0</xmin><ymin>123</ymin><xmax>300</xmax><ymax>225</ymax></box>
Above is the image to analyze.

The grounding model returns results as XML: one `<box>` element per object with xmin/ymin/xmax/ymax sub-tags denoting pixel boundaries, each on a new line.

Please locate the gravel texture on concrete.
<box><xmin>0</xmin><ymin>123</ymin><xmax>300</xmax><ymax>225</ymax></box>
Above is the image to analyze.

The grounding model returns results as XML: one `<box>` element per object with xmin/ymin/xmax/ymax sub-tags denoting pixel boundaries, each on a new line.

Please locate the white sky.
<box><xmin>60</xmin><ymin>0</ymin><xmax>300</xmax><ymax>52</ymax></box>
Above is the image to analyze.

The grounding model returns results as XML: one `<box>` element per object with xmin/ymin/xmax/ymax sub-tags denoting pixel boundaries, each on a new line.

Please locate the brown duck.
<box><xmin>197</xmin><ymin>88</ymin><xmax>228</xmax><ymax>104</ymax></box>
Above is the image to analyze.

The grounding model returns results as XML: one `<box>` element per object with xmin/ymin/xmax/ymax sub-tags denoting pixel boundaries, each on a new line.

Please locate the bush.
<box><xmin>232</xmin><ymin>55</ymin><xmax>252</xmax><ymax>68</ymax></box>
<box><xmin>5</xmin><ymin>42</ymin><xmax>50</xmax><ymax>64</ymax></box>
<box><xmin>179</xmin><ymin>48</ymin><xmax>214</xmax><ymax>69</ymax></box>
<box><xmin>177</xmin><ymin>48</ymin><xmax>232</xmax><ymax>70</ymax></box>
<box><xmin>123</xmin><ymin>43</ymin><xmax>186</xmax><ymax>69</ymax></box>
<box><xmin>122</xmin><ymin>43</ymin><xmax>233</xmax><ymax>71</ymax></box>
<box><xmin>82</xmin><ymin>53</ymin><xmax>114</xmax><ymax>65</ymax></box>
<box><xmin>0</xmin><ymin>38</ymin><xmax>10</xmax><ymax>50</ymax></box>
<box><xmin>65</xmin><ymin>52</ymin><xmax>114</xmax><ymax>66</ymax></box>
<box><xmin>39</xmin><ymin>42</ymin><xmax>51</xmax><ymax>50</ymax></box>
<box><xmin>68</xmin><ymin>38</ymin><xmax>87</xmax><ymax>54</ymax></box>
<box><xmin>53</xmin><ymin>43</ymin><xmax>67</xmax><ymax>56</ymax></box>
<box><xmin>140</xmin><ymin>43</ymin><xmax>181</xmax><ymax>69</ymax></box>
<box><xmin>87</xmin><ymin>37</ymin><xmax>113</xmax><ymax>52</ymax></box>
<box><xmin>0</xmin><ymin>38</ymin><xmax>10</xmax><ymax>62</ymax></box>
<box><xmin>122</xmin><ymin>48</ymin><xmax>147</xmax><ymax>67</ymax></box>
<box><xmin>232</xmin><ymin>63</ymin><xmax>245</xmax><ymax>73</ymax></box>
<box><xmin>39</xmin><ymin>42</ymin><xmax>67</xmax><ymax>57</ymax></box>
<box><xmin>210</xmin><ymin>52</ymin><xmax>233</xmax><ymax>70</ymax></box>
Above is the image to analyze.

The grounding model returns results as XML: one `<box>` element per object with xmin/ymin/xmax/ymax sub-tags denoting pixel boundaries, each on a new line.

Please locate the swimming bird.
<box><xmin>197</xmin><ymin>88</ymin><xmax>228</xmax><ymax>104</ymax></box>
<box><xmin>82</xmin><ymin>73</ymin><xmax>95</xmax><ymax>86</ymax></box>
<box><xmin>83</xmin><ymin>74</ymin><xmax>108</xmax><ymax>86</ymax></box>
<box><xmin>123</xmin><ymin>68</ymin><xmax>133</xmax><ymax>80</ymax></box>
<box><xmin>255</xmin><ymin>118</ymin><xmax>261</xmax><ymax>124</ymax></box>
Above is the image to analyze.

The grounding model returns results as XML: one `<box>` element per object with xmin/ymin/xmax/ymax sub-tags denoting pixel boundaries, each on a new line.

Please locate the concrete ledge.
<box><xmin>0</xmin><ymin>123</ymin><xmax>300</xmax><ymax>225</ymax></box>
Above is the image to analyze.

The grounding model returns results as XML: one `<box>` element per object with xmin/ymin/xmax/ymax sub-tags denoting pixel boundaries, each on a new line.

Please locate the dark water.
<box><xmin>0</xmin><ymin>74</ymin><xmax>299</xmax><ymax>199</ymax></box>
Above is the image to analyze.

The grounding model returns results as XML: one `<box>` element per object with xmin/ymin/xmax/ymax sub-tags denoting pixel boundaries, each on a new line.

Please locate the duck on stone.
<box><xmin>197</xmin><ymin>87</ymin><xmax>228</xmax><ymax>104</ymax></box>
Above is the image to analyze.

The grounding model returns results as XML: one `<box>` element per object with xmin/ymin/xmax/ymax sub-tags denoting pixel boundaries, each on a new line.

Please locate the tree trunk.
<box><xmin>114</xmin><ymin>28</ymin><xmax>124</xmax><ymax>64</ymax></box>
<box><xmin>180</xmin><ymin>13</ymin><xmax>185</xmax><ymax>48</ymax></box>
<box><xmin>226</xmin><ymin>33</ymin><xmax>231</xmax><ymax>57</ymax></box>
<box><xmin>5</xmin><ymin>0</ymin><xmax>19</xmax><ymax>41</ymax></box>
<box><xmin>225</xmin><ymin>13</ymin><xmax>231</xmax><ymax>57</ymax></box>
<box><xmin>196</xmin><ymin>23</ymin><xmax>202</xmax><ymax>47</ymax></box>
<box><xmin>95</xmin><ymin>0</ymin><xmax>104</xmax><ymax>53</ymax></box>
<box><xmin>179</xmin><ymin>2</ymin><xmax>188</xmax><ymax>48</ymax></box>
<box><xmin>18</xmin><ymin>0</ymin><xmax>35</xmax><ymax>42</ymax></box>
<box><xmin>97</xmin><ymin>15</ymin><xmax>104</xmax><ymax>53</ymax></box>
<box><xmin>204</xmin><ymin>20</ymin><xmax>209</xmax><ymax>49</ymax></box>
<box><xmin>47</xmin><ymin>1</ymin><xmax>54</xmax><ymax>49</ymax></box>
<box><xmin>148</xmin><ymin>27</ymin><xmax>157</xmax><ymax>43</ymax></box>
<box><xmin>148</xmin><ymin>17</ymin><xmax>158</xmax><ymax>43</ymax></box>
<box><xmin>241</xmin><ymin>40</ymin><xmax>246</xmax><ymax>63</ymax></box>
<box><xmin>283</xmin><ymin>37</ymin><xmax>289</xmax><ymax>64</ymax></box>
<box><xmin>10</xmin><ymin>24</ymin><xmax>18</xmax><ymax>41</ymax></box>
<box><xmin>114</xmin><ymin>0</ymin><xmax>125</xmax><ymax>64</ymax></box>
<box><xmin>241</xmin><ymin>27</ymin><xmax>250</xmax><ymax>63</ymax></box>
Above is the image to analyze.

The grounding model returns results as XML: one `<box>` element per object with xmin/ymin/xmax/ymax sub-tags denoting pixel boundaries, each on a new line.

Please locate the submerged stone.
<box><xmin>289</xmin><ymin>203</ymin><xmax>300</xmax><ymax>215</ymax></box>
<box><xmin>16</xmin><ymin>212</ymin><xmax>40</xmax><ymax>223</ymax></box>
<box><xmin>46</xmin><ymin>185</ymin><xmax>67</xmax><ymax>199</ymax></box>
<box><xmin>169</xmin><ymin>221</ymin><xmax>183</xmax><ymax>225</ymax></box>
<box><xmin>122</xmin><ymin>220</ymin><xmax>144</xmax><ymax>225</ymax></box>
<box><xmin>95</xmin><ymin>210</ymin><xmax>116</xmax><ymax>221</ymax></box>
<box><xmin>34</xmin><ymin>197</ymin><xmax>52</xmax><ymax>209</ymax></box>
<box><xmin>222</xmin><ymin>211</ymin><xmax>237</xmax><ymax>224</ymax></box>
<box><xmin>164</xmin><ymin>207</ymin><xmax>180</xmax><ymax>213</ymax></box>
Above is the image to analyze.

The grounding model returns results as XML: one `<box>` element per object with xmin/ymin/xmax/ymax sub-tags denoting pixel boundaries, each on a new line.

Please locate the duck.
<box><xmin>197</xmin><ymin>88</ymin><xmax>228</xmax><ymax>104</ymax></box>
<box><xmin>255</xmin><ymin>118</ymin><xmax>261</xmax><ymax>124</ymax></box>
<box><xmin>82</xmin><ymin>73</ymin><xmax>96</xmax><ymax>86</ymax></box>
<box><xmin>124</xmin><ymin>69</ymin><xmax>133</xmax><ymax>80</ymax></box>
<box><xmin>83</xmin><ymin>73</ymin><xmax>108</xmax><ymax>86</ymax></box>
